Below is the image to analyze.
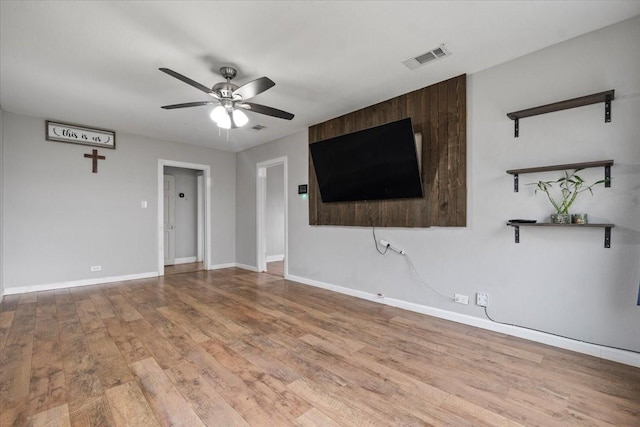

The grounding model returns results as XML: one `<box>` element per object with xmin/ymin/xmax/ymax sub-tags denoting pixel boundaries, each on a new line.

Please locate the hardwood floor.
<box><xmin>267</xmin><ymin>260</ymin><xmax>284</xmax><ymax>277</ymax></box>
<box><xmin>164</xmin><ymin>261</ymin><xmax>204</xmax><ymax>276</ymax></box>
<box><xmin>1</xmin><ymin>268</ymin><xmax>639</xmax><ymax>426</ymax></box>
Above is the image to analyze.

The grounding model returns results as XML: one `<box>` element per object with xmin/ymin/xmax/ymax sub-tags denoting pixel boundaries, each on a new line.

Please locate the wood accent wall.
<box><xmin>308</xmin><ymin>74</ymin><xmax>466</xmax><ymax>227</ymax></box>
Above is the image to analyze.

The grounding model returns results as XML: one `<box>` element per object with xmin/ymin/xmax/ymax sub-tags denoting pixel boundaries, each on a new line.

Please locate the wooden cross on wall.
<box><xmin>83</xmin><ymin>149</ymin><xmax>106</xmax><ymax>173</ymax></box>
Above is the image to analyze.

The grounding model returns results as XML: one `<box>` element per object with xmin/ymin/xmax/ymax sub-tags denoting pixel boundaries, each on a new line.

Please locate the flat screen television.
<box><xmin>310</xmin><ymin>117</ymin><xmax>423</xmax><ymax>203</ymax></box>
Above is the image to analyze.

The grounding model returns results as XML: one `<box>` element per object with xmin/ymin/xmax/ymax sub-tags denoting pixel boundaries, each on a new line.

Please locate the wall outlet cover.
<box><xmin>477</xmin><ymin>292</ymin><xmax>488</xmax><ymax>307</ymax></box>
<box><xmin>454</xmin><ymin>293</ymin><xmax>469</xmax><ymax>304</ymax></box>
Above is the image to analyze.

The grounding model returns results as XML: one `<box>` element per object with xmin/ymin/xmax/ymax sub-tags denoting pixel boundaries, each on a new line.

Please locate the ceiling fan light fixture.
<box><xmin>210</xmin><ymin>105</ymin><xmax>227</xmax><ymax>123</ymax></box>
<box><xmin>217</xmin><ymin>112</ymin><xmax>232</xmax><ymax>129</ymax></box>
<box><xmin>232</xmin><ymin>109</ymin><xmax>249</xmax><ymax>127</ymax></box>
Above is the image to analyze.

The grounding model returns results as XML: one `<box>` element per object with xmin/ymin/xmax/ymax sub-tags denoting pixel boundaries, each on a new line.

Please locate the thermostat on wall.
<box><xmin>298</xmin><ymin>184</ymin><xmax>308</xmax><ymax>194</ymax></box>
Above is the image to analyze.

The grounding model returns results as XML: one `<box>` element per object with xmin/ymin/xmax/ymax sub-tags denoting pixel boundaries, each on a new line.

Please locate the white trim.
<box><xmin>235</xmin><ymin>263</ymin><xmax>259</xmax><ymax>272</ymax></box>
<box><xmin>210</xmin><ymin>262</ymin><xmax>259</xmax><ymax>272</ymax></box>
<box><xmin>158</xmin><ymin>160</ymin><xmax>212</xmax><ymax>276</ymax></box>
<box><xmin>256</xmin><ymin>157</ymin><xmax>288</xmax><ymax>277</ymax></box>
<box><xmin>285</xmin><ymin>273</ymin><xmax>640</xmax><ymax>368</ymax></box>
<box><xmin>208</xmin><ymin>262</ymin><xmax>237</xmax><ymax>270</ymax></box>
<box><xmin>209</xmin><ymin>262</ymin><xmax>259</xmax><ymax>271</ymax></box>
<box><xmin>3</xmin><ymin>272</ymin><xmax>159</xmax><ymax>295</ymax></box>
<box><xmin>256</xmin><ymin>167</ymin><xmax>266</xmax><ymax>272</ymax></box>
<box><xmin>174</xmin><ymin>256</ymin><xmax>197</xmax><ymax>265</ymax></box>
<box><xmin>196</xmin><ymin>174</ymin><xmax>204</xmax><ymax>262</ymax></box>
<box><xmin>266</xmin><ymin>254</ymin><xmax>285</xmax><ymax>263</ymax></box>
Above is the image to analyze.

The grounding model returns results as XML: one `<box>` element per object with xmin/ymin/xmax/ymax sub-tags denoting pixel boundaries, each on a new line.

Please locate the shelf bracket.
<box><xmin>605</xmin><ymin>165</ymin><xmax>611</xmax><ymax>188</ymax></box>
<box><xmin>605</xmin><ymin>94</ymin><xmax>612</xmax><ymax>123</ymax></box>
<box><xmin>514</xmin><ymin>118</ymin><xmax>519</xmax><ymax>138</ymax></box>
<box><xmin>513</xmin><ymin>225</ymin><xmax>520</xmax><ymax>243</ymax></box>
<box><xmin>604</xmin><ymin>226</ymin><xmax>611</xmax><ymax>248</ymax></box>
<box><xmin>513</xmin><ymin>174</ymin><xmax>519</xmax><ymax>192</ymax></box>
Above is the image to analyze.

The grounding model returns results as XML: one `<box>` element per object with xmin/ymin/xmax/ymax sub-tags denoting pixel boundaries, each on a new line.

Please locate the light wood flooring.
<box><xmin>164</xmin><ymin>261</ymin><xmax>204</xmax><ymax>276</ymax></box>
<box><xmin>267</xmin><ymin>260</ymin><xmax>284</xmax><ymax>277</ymax></box>
<box><xmin>1</xmin><ymin>267</ymin><xmax>639</xmax><ymax>426</ymax></box>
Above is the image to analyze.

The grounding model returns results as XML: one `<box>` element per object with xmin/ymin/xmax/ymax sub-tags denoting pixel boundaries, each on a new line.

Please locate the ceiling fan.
<box><xmin>159</xmin><ymin>66</ymin><xmax>294</xmax><ymax>129</ymax></box>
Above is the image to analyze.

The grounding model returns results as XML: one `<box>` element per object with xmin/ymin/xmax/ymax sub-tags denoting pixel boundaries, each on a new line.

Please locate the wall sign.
<box><xmin>46</xmin><ymin>120</ymin><xmax>116</xmax><ymax>149</ymax></box>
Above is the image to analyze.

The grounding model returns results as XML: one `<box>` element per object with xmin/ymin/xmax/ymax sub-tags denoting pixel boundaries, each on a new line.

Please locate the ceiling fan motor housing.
<box><xmin>219</xmin><ymin>66</ymin><xmax>237</xmax><ymax>80</ymax></box>
<box><xmin>213</xmin><ymin>66</ymin><xmax>241</xmax><ymax>99</ymax></box>
<box><xmin>212</xmin><ymin>81</ymin><xmax>240</xmax><ymax>99</ymax></box>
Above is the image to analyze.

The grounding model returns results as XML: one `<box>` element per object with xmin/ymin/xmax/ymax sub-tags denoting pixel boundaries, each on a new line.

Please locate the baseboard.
<box><xmin>235</xmin><ymin>263</ymin><xmax>259</xmax><ymax>272</ymax></box>
<box><xmin>208</xmin><ymin>262</ymin><xmax>237</xmax><ymax>270</ymax></box>
<box><xmin>207</xmin><ymin>262</ymin><xmax>259</xmax><ymax>272</ymax></box>
<box><xmin>174</xmin><ymin>256</ymin><xmax>197</xmax><ymax>264</ymax></box>
<box><xmin>286</xmin><ymin>273</ymin><xmax>640</xmax><ymax>368</ymax></box>
<box><xmin>266</xmin><ymin>254</ymin><xmax>285</xmax><ymax>263</ymax></box>
<box><xmin>3</xmin><ymin>271</ymin><xmax>159</xmax><ymax>295</ymax></box>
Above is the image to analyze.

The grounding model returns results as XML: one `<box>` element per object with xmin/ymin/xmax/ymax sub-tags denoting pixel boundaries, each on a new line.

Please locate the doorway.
<box><xmin>158</xmin><ymin>160</ymin><xmax>211</xmax><ymax>276</ymax></box>
<box><xmin>256</xmin><ymin>157</ymin><xmax>287</xmax><ymax>277</ymax></box>
<box><xmin>163</xmin><ymin>167</ymin><xmax>205</xmax><ymax>275</ymax></box>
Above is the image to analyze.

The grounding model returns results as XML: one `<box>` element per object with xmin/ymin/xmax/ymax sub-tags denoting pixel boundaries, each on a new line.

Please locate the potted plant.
<box><xmin>529</xmin><ymin>169</ymin><xmax>609</xmax><ymax>224</ymax></box>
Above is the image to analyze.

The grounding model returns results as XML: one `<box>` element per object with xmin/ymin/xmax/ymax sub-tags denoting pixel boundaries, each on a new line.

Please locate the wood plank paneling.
<box><xmin>309</xmin><ymin>74</ymin><xmax>466</xmax><ymax>227</ymax></box>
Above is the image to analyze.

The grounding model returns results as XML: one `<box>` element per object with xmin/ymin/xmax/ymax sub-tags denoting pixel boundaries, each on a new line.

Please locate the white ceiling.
<box><xmin>1</xmin><ymin>1</ymin><xmax>639</xmax><ymax>153</ymax></box>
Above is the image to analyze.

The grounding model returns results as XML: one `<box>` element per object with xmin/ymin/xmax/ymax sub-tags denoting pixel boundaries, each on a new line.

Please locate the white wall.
<box><xmin>236</xmin><ymin>17</ymin><xmax>640</xmax><ymax>353</ymax></box>
<box><xmin>266</xmin><ymin>164</ymin><xmax>285</xmax><ymax>258</ymax></box>
<box><xmin>2</xmin><ymin>112</ymin><xmax>236</xmax><ymax>290</ymax></box>
<box><xmin>164</xmin><ymin>166</ymin><xmax>198</xmax><ymax>260</ymax></box>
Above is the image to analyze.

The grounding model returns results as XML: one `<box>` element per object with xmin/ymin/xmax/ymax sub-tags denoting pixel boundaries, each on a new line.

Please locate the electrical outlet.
<box><xmin>454</xmin><ymin>293</ymin><xmax>469</xmax><ymax>304</ymax></box>
<box><xmin>90</xmin><ymin>265</ymin><xmax>102</xmax><ymax>272</ymax></box>
<box><xmin>379</xmin><ymin>239</ymin><xmax>406</xmax><ymax>254</ymax></box>
<box><xmin>477</xmin><ymin>292</ymin><xmax>488</xmax><ymax>307</ymax></box>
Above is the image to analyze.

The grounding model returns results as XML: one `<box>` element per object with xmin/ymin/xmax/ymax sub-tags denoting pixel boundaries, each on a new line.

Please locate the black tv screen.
<box><xmin>310</xmin><ymin>117</ymin><xmax>423</xmax><ymax>203</ymax></box>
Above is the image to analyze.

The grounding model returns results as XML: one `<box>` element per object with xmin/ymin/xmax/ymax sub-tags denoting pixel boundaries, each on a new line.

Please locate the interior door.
<box><xmin>163</xmin><ymin>174</ymin><xmax>176</xmax><ymax>266</ymax></box>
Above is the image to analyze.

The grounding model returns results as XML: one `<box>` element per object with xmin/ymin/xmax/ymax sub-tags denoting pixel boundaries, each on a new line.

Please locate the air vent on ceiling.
<box><xmin>402</xmin><ymin>44</ymin><xmax>450</xmax><ymax>70</ymax></box>
<box><xmin>250</xmin><ymin>124</ymin><xmax>267</xmax><ymax>132</ymax></box>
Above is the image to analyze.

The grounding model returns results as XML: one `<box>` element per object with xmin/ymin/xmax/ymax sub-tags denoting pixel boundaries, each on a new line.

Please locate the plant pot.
<box><xmin>572</xmin><ymin>213</ymin><xmax>588</xmax><ymax>224</ymax></box>
<box><xmin>550</xmin><ymin>213</ymin><xmax>571</xmax><ymax>224</ymax></box>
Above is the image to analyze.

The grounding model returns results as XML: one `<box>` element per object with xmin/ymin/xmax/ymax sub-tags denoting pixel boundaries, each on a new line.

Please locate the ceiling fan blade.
<box><xmin>237</xmin><ymin>102</ymin><xmax>294</xmax><ymax>120</ymax></box>
<box><xmin>159</xmin><ymin>68</ymin><xmax>219</xmax><ymax>98</ymax></box>
<box><xmin>233</xmin><ymin>77</ymin><xmax>275</xmax><ymax>100</ymax></box>
<box><xmin>161</xmin><ymin>101</ymin><xmax>217</xmax><ymax>109</ymax></box>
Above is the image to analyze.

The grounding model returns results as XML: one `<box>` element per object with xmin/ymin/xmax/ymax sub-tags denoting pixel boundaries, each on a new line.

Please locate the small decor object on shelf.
<box><xmin>572</xmin><ymin>213</ymin><xmax>588</xmax><ymax>224</ymax></box>
<box><xmin>551</xmin><ymin>213</ymin><xmax>571</xmax><ymax>224</ymax></box>
<box><xmin>529</xmin><ymin>169</ymin><xmax>609</xmax><ymax>223</ymax></box>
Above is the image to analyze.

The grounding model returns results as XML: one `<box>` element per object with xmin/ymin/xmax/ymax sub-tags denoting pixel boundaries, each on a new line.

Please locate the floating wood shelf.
<box><xmin>506</xmin><ymin>222</ymin><xmax>614</xmax><ymax>248</ymax></box>
<box><xmin>506</xmin><ymin>159</ymin><xmax>613</xmax><ymax>192</ymax></box>
<box><xmin>507</xmin><ymin>90</ymin><xmax>614</xmax><ymax>137</ymax></box>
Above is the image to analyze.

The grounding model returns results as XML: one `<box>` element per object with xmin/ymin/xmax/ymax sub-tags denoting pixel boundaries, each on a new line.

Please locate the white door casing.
<box><xmin>163</xmin><ymin>175</ymin><xmax>176</xmax><ymax>266</ymax></box>
<box><xmin>158</xmin><ymin>160</ymin><xmax>211</xmax><ymax>276</ymax></box>
<box><xmin>197</xmin><ymin>173</ymin><xmax>204</xmax><ymax>263</ymax></box>
<box><xmin>256</xmin><ymin>157</ymin><xmax>288</xmax><ymax>275</ymax></box>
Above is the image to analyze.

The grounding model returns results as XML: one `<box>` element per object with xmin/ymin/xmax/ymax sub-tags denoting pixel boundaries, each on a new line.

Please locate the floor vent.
<box><xmin>402</xmin><ymin>44</ymin><xmax>450</xmax><ymax>70</ymax></box>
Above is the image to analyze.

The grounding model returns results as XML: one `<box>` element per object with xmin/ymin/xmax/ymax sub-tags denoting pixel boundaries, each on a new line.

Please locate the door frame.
<box><xmin>158</xmin><ymin>160</ymin><xmax>212</xmax><ymax>276</ymax></box>
<box><xmin>256</xmin><ymin>156</ymin><xmax>288</xmax><ymax>275</ymax></box>
<box><xmin>196</xmin><ymin>173</ymin><xmax>204</xmax><ymax>262</ymax></box>
<box><xmin>163</xmin><ymin>174</ymin><xmax>176</xmax><ymax>266</ymax></box>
